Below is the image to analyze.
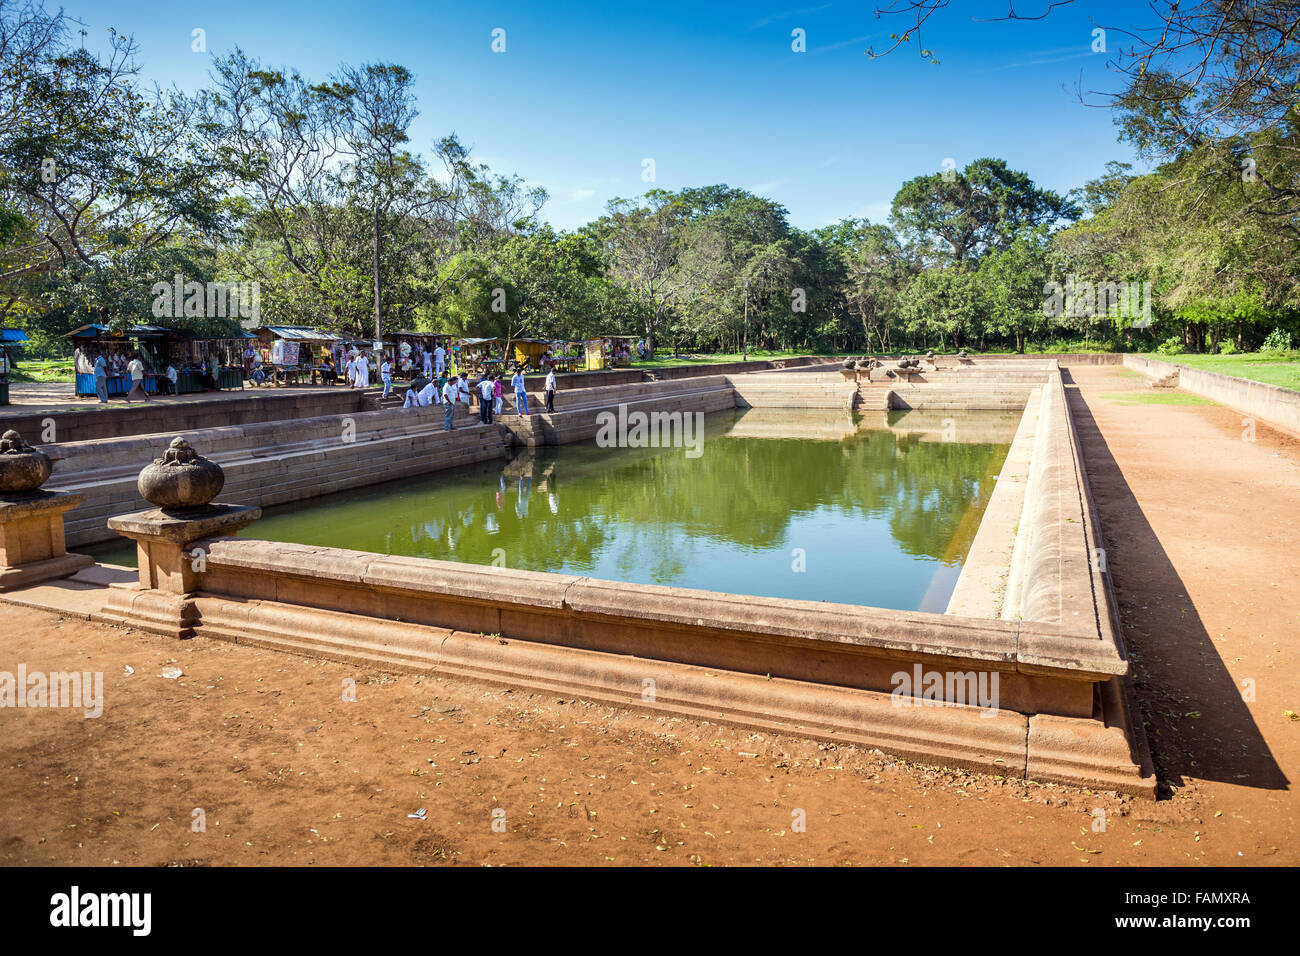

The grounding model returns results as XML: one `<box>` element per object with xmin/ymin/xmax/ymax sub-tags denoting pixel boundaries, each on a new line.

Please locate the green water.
<box><xmin>88</xmin><ymin>407</ymin><xmax>1017</xmax><ymax>611</ymax></box>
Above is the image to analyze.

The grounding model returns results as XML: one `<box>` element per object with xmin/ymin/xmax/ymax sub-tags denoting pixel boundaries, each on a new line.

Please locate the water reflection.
<box><xmin>89</xmin><ymin>407</ymin><xmax>1016</xmax><ymax>611</ymax></box>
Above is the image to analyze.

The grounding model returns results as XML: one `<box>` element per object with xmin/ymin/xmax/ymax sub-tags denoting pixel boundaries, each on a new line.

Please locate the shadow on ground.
<box><xmin>1064</xmin><ymin>370</ymin><xmax>1287</xmax><ymax>794</ymax></box>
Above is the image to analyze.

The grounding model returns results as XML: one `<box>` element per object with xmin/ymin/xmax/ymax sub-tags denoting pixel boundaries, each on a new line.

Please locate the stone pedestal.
<box><xmin>101</xmin><ymin>503</ymin><xmax>261</xmax><ymax>638</ymax></box>
<box><xmin>0</xmin><ymin>491</ymin><xmax>93</xmax><ymax>591</ymax></box>
<box><xmin>108</xmin><ymin>504</ymin><xmax>262</xmax><ymax>593</ymax></box>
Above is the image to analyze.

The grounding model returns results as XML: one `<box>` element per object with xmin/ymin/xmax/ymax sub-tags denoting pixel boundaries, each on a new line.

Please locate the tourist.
<box><xmin>353</xmin><ymin>352</ymin><xmax>371</xmax><ymax>389</ymax></box>
<box><xmin>422</xmin><ymin>347</ymin><xmax>433</xmax><ymax>380</ymax></box>
<box><xmin>478</xmin><ymin>375</ymin><xmax>495</xmax><ymax>424</ymax></box>
<box><xmin>457</xmin><ymin>371</ymin><xmax>471</xmax><ymax>407</ymax></box>
<box><xmin>93</xmin><ymin>352</ymin><xmax>108</xmax><ymax>403</ymax></box>
<box><xmin>493</xmin><ymin>374</ymin><xmax>503</xmax><ymax>416</ymax></box>
<box><xmin>249</xmin><ymin>350</ymin><xmax>266</xmax><ymax>386</ymax></box>
<box><xmin>511</xmin><ymin>366</ymin><xmax>530</xmax><ymax>415</ymax></box>
<box><xmin>544</xmin><ymin>367</ymin><xmax>557</xmax><ymax>413</ymax></box>
<box><xmin>380</xmin><ymin>355</ymin><xmax>393</xmax><ymax>399</ymax></box>
<box><xmin>434</xmin><ymin>342</ymin><xmax>446</xmax><ymax>377</ymax></box>
<box><xmin>124</xmin><ymin>352</ymin><xmax>149</xmax><ymax>403</ymax></box>
<box><xmin>417</xmin><ymin>377</ymin><xmax>439</xmax><ymax>406</ymax></box>
<box><xmin>441</xmin><ymin>375</ymin><xmax>458</xmax><ymax>430</ymax></box>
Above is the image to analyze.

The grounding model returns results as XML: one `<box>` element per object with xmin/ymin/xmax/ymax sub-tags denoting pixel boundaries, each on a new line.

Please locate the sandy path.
<box><xmin>0</xmin><ymin>365</ymin><xmax>1294</xmax><ymax>865</ymax></box>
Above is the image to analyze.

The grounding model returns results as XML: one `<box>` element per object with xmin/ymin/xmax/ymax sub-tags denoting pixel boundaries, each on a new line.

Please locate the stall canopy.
<box><xmin>251</xmin><ymin>325</ymin><xmax>338</xmax><ymax>343</ymax></box>
<box><xmin>63</xmin><ymin>323</ymin><xmax>178</xmax><ymax>340</ymax></box>
<box><xmin>1</xmin><ymin>329</ymin><xmax>30</xmax><ymax>344</ymax></box>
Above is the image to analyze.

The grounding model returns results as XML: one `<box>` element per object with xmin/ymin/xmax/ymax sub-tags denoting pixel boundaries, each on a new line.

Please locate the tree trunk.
<box><xmin>372</xmin><ymin>207</ymin><xmax>383</xmax><ymax>344</ymax></box>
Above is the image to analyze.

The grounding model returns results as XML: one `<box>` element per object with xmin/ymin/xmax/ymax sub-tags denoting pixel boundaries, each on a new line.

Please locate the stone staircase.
<box><xmin>46</xmin><ymin>405</ymin><xmax>506</xmax><ymax>547</ymax></box>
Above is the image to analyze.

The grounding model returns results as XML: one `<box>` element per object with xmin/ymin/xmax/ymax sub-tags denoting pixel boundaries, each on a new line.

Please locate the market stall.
<box><xmin>546</xmin><ymin>340</ymin><xmax>583</xmax><ymax>373</ymax></box>
<box><xmin>456</xmin><ymin>337</ymin><xmax>504</xmax><ymax>375</ymax></box>
<box><xmin>391</xmin><ymin>331</ymin><xmax>453</xmax><ymax>378</ymax></box>
<box><xmin>0</xmin><ymin>329</ymin><xmax>28</xmax><ymax>405</ymax></box>
<box><xmin>172</xmin><ymin>330</ymin><xmax>256</xmax><ymax>392</ymax></box>
<box><xmin>511</xmin><ymin>337</ymin><xmax>550</xmax><ymax>371</ymax></box>
<box><xmin>250</xmin><ymin>325</ymin><xmax>340</xmax><ymax>387</ymax></box>
<box><xmin>65</xmin><ymin>324</ymin><xmax>177</xmax><ymax>396</ymax></box>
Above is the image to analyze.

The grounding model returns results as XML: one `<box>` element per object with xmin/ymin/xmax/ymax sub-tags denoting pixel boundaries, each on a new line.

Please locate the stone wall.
<box><xmin>1124</xmin><ymin>354</ymin><xmax>1300</xmax><ymax>439</ymax></box>
<box><xmin>49</xmin><ymin>406</ymin><xmax>508</xmax><ymax>547</ymax></box>
<box><xmin>3</xmin><ymin>388</ymin><xmax>372</xmax><ymax>445</ymax></box>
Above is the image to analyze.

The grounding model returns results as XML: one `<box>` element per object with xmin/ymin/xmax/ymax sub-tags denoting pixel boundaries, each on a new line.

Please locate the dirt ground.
<box><xmin>0</xmin><ymin>365</ymin><xmax>1295</xmax><ymax>866</ymax></box>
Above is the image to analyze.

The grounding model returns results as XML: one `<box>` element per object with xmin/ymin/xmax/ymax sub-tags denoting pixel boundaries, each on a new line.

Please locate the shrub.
<box><xmin>1217</xmin><ymin>340</ymin><xmax>1238</xmax><ymax>355</ymax></box>
<box><xmin>1260</xmin><ymin>328</ymin><xmax>1293</xmax><ymax>353</ymax></box>
<box><xmin>1155</xmin><ymin>335</ymin><xmax>1183</xmax><ymax>355</ymax></box>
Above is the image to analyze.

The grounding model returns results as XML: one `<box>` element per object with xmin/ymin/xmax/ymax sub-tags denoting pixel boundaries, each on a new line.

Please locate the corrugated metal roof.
<box><xmin>255</xmin><ymin>326</ymin><xmax>339</xmax><ymax>342</ymax></box>
<box><xmin>0</xmin><ymin>329</ymin><xmax>30</xmax><ymax>343</ymax></box>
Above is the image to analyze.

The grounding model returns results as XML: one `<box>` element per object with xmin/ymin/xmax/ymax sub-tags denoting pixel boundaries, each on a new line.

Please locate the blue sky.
<box><xmin>77</xmin><ymin>1</ymin><xmax>1153</xmax><ymax>231</ymax></box>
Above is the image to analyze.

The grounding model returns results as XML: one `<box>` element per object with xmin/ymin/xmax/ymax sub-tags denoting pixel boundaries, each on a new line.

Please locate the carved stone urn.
<box><xmin>0</xmin><ymin>430</ymin><xmax>52</xmax><ymax>496</ymax></box>
<box><xmin>137</xmin><ymin>437</ymin><xmax>225</xmax><ymax>512</ymax></box>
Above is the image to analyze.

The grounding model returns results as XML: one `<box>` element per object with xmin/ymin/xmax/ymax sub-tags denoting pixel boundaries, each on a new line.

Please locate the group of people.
<box><xmin>400</xmin><ymin>366</ymin><xmax>557</xmax><ymax>430</ymax></box>
<box><xmin>75</xmin><ymin>346</ymin><xmax>212</xmax><ymax>403</ymax></box>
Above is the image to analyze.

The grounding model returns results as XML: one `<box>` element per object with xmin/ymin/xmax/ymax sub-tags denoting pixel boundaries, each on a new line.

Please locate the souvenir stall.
<box><xmin>392</xmin><ymin>331</ymin><xmax>453</xmax><ymax>379</ymax></box>
<box><xmin>511</xmin><ymin>337</ymin><xmax>550</xmax><ymax>371</ymax></box>
<box><xmin>545</xmin><ymin>340</ymin><xmax>583</xmax><ymax>373</ymax></box>
<box><xmin>65</xmin><ymin>324</ymin><xmax>176</xmax><ymax>397</ymax></box>
<box><xmin>456</xmin><ymin>337</ymin><xmax>504</xmax><ymax>375</ymax></box>
<box><xmin>170</xmin><ymin>330</ymin><xmax>256</xmax><ymax>393</ymax></box>
<box><xmin>250</xmin><ymin>326</ymin><xmax>340</xmax><ymax>386</ymax></box>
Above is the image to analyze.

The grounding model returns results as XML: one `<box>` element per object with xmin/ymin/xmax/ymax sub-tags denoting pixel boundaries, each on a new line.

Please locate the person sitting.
<box><xmin>159</xmin><ymin>363</ymin><xmax>178</xmax><ymax>395</ymax></box>
<box><xmin>249</xmin><ymin>352</ymin><xmax>267</xmax><ymax>386</ymax></box>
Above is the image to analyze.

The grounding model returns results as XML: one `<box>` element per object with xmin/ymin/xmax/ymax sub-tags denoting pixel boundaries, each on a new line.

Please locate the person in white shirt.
<box><xmin>434</xmin><ymin>344</ymin><xmax>446</xmax><ymax>376</ymax></box>
<box><xmin>418</xmin><ymin>379</ymin><xmax>439</xmax><ymax>406</ymax></box>
<box><xmin>403</xmin><ymin>385</ymin><xmax>420</xmax><ymax>408</ymax></box>
<box><xmin>125</xmin><ymin>353</ymin><xmax>149</xmax><ymax>403</ymax></box>
<box><xmin>478</xmin><ymin>375</ymin><xmax>495</xmax><ymax>424</ymax></box>
<box><xmin>456</xmin><ymin>372</ymin><xmax>470</xmax><ymax>407</ymax></box>
<box><xmin>380</xmin><ymin>356</ymin><xmax>393</xmax><ymax>399</ymax></box>
<box><xmin>511</xmin><ymin>367</ymin><xmax>530</xmax><ymax>414</ymax></box>
<box><xmin>352</xmin><ymin>352</ymin><xmax>370</xmax><ymax>388</ymax></box>
<box><xmin>163</xmin><ymin>363</ymin><xmax>178</xmax><ymax>396</ymax></box>
<box><xmin>441</xmin><ymin>377</ymin><xmax>458</xmax><ymax>430</ymax></box>
<box><xmin>422</xmin><ymin>348</ymin><xmax>433</xmax><ymax>379</ymax></box>
<box><xmin>544</xmin><ymin>368</ymin><xmax>557</xmax><ymax>413</ymax></box>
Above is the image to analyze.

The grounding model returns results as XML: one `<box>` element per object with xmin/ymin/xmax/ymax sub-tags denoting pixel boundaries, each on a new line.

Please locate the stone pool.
<box><xmin>89</xmin><ymin>407</ymin><xmax>1018</xmax><ymax>612</ymax></box>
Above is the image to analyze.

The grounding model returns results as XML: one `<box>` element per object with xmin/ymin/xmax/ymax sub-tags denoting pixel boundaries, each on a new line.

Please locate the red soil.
<box><xmin>0</xmin><ymin>366</ymin><xmax>1294</xmax><ymax>866</ymax></box>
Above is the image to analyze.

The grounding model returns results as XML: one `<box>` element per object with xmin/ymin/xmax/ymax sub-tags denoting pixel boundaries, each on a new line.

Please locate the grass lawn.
<box><xmin>9</xmin><ymin>358</ymin><xmax>74</xmax><ymax>384</ymax></box>
<box><xmin>1103</xmin><ymin>391</ymin><xmax>1217</xmax><ymax>406</ymax></box>
<box><xmin>1147</xmin><ymin>352</ymin><xmax>1300</xmax><ymax>391</ymax></box>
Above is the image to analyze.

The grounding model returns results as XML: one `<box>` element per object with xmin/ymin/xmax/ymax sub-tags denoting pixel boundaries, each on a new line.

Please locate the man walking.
<box><xmin>511</xmin><ymin>366</ymin><xmax>530</xmax><ymax>415</ymax></box>
<box><xmin>380</xmin><ymin>355</ymin><xmax>393</xmax><ymax>399</ymax></box>
<box><xmin>125</xmin><ymin>353</ymin><xmax>149</xmax><ymax>403</ymax></box>
<box><xmin>434</xmin><ymin>342</ymin><xmax>446</xmax><ymax>377</ymax></box>
<box><xmin>544</xmin><ymin>367</ymin><xmax>557</xmax><ymax>413</ymax></box>
<box><xmin>93</xmin><ymin>353</ymin><xmax>108</xmax><ymax>403</ymax></box>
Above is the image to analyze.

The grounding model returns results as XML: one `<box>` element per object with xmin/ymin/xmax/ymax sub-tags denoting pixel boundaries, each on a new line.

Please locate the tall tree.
<box><xmin>891</xmin><ymin>158</ymin><xmax>1077</xmax><ymax>267</ymax></box>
